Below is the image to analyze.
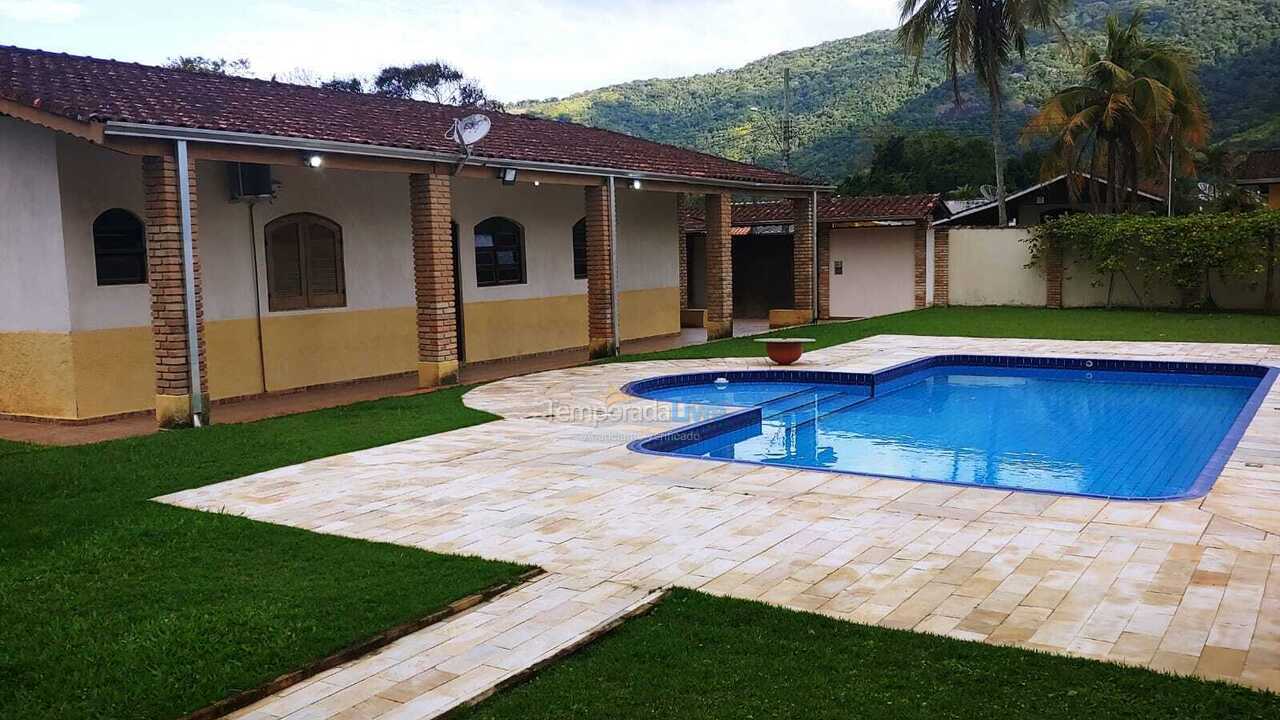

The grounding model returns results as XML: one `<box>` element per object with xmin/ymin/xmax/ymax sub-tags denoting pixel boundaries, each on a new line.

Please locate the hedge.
<box><xmin>1025</xmin><ymin>210</ymin><xmax>1280</xmax><ymax>310</ymax></box>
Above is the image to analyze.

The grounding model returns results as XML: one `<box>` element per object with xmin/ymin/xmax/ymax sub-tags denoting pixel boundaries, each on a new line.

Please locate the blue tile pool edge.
<box><xmin>623</xmin><ymin>355</ymin><xmax>1278</xmax><ymax>503</ymax></box>
<box><xmin>1187</xmin><ymin>365</ymin><xmax>1280</xmax><ymax>501</ymax></box>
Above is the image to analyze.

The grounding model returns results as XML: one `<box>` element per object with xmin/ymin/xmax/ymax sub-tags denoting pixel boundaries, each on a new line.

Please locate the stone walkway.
<box><xmin>161</xmin><ymin>335</ymin><xmax>1280</xmax><ymax>718</ymax></box>
<box><xmin>226</xmin><ymin>574</ymin><xmax>659</xmax><ymax>720</ymax></box>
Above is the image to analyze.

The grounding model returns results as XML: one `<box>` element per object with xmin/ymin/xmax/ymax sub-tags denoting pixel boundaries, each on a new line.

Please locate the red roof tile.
<box><xmin>1240</xmin><ymin>149</ymin><xmax>1280</xmax><ymax>182</ymax></box>
<box><xmin>0</xmin><ymin>45</ymin><xmax>820</xmax><ymax>188</ymax></box>
<box><xmin>681</xmin><ymin>194</ymin><xmax>943</xmax><ymax>232</ymax></box>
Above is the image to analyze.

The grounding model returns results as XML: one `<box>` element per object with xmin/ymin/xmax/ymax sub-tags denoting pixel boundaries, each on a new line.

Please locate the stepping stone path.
<box><xmin>226</xmin><ymin>574</ymin><xmax>659</xmax><ymax>720</ymax></box>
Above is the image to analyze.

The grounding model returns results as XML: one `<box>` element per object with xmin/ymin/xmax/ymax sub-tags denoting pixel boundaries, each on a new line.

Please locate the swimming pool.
<box><xmin>626</xmin><ymin>356</ymin><xmax>1277</xmax><ymax>501</ymax></box>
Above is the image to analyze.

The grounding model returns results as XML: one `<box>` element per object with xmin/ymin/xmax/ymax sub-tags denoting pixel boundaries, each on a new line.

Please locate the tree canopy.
<box><xmin>163</xmin><ymin>56</ymin><xmax>251</xmax><ymax>76</ymax></box>
<box><xmin>1024</xmin><ymin>10</ymin><xmax>1209</xmax><ymax>212</ymax></box>
<box><xmin>836</xmin><ymin>131</ymin><xmax>1043</xmax><ymax>197</ymax></box>
<box><xmin>371</xmin><ymin>62</ymin><xmax>503</xmax><ymax>110</ymax></box>
<box><xmin>515</xmin><ymin>0</ymin><xmax>1280</xmax><ymax>181</ymax></box>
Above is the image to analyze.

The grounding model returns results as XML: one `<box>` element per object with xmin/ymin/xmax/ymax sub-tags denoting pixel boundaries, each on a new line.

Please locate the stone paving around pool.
<box><xmin>160</xmin><ymin>335</ymin><xmax>1280</xmax><ymax>718</ymax></box>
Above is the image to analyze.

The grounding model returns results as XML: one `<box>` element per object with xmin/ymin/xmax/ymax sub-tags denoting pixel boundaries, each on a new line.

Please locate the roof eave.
<box><xmin>102</xmin><ymin>121</ymin><xmax>834</xmax><ymax>193</ymax></box>
<box><xmin>934</xmin><ymin>173</ymin><xmax>1164</xmax><ymax>226</ymax></box>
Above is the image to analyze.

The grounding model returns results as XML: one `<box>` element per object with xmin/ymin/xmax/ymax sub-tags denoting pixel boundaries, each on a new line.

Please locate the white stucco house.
<box><xmin>0</xmin><ymin>44</ymin><xmax>829</xmax><ymax>427</ymax></box>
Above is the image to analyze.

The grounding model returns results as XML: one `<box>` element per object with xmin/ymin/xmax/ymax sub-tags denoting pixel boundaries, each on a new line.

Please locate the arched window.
<box><xmin>92</xmin><ymin>209</ymin><xmax>146</xmax><ymax>285</ymax></box>
<box><xmin>474</xmin><ymin>217</ymin><xmax>525</xmax><ymax>286</ymax></box>
<box><xmin>571</xmin><ymin>218</ymin><xmax>588</xmax><ymax>280</ymax></box>
<box><xmin>264</xmin><ymin>213</ymin><xmax>346</xmax><ymax>311</ymax></box>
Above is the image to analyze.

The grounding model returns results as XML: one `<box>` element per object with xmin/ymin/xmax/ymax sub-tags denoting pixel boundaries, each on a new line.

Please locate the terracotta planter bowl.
<box><xmin>754</xmin><ymin>338</ymin><xmax>815</xmax><ymax>366</ymax></box>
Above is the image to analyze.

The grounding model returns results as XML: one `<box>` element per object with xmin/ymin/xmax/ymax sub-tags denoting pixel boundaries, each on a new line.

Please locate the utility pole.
<box><xmin>782</xmin><ymin>67</ymin><xmax>792</xmax><ymax>172</ymax></box>
<box><xmin>1167</xmin><ymin>135</ymin><xmax>1175</xmax><ymax>217</ymax></box>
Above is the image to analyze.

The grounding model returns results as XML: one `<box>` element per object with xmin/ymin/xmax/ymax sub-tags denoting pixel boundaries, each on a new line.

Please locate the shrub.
<box><xmin>1026</xmin><ymin>210</ymin><xmax>1280</xmax><ymax>309</ymax></box>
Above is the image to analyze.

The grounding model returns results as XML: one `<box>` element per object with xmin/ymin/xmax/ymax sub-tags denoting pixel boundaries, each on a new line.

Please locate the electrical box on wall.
<box><xmin>229</xmin><ymin>163</ymin><xmax>275</xmax><ymax>200</ymax></box>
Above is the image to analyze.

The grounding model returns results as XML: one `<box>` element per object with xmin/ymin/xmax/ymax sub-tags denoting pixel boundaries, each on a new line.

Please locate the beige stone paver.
<box><xmin>223</xmin><ymin>573</ymin><xmax>658</xmax><ymax>720</ymax></box>
<box><xmin>162</xmin><ymin>335</ymin><xmax>1280</xmax><ymax>713</ymax></box>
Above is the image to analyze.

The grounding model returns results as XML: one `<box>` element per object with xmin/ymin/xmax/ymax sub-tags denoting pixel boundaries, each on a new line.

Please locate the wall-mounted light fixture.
<box><xmin>499</xmin><ymin>168</ymin><xmax>518</xmax><ymax>185</ymax></box>
<box><xmin>631</xmin><ymin>179</ymin><xmax>642</xmax><ymax>190</ymax></box>
<box><xmin>533</xmin><ymin>179</ymin><xmax>541</xmax><ymax>187</ymax></box>
<box><xmin>305</xmin><ymin>154</ymin><xmax>324</xmax><ymax>168</ymax></box>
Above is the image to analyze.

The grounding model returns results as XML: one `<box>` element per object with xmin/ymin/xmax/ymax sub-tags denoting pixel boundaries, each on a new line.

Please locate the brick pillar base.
<box><xmin>704</xmin><ymin>193</ymin><xmax>734</xmax><ymax>341</ymax></box>
<box><xmin>585</xmin><ymin>185</ymin><xmax>616</xmax><ymax>358</ymax></box>
<box><xmin>912</xmin><ymin>221</ymin><xmax>928</xmax><ymax>309</ymax></box>
<box><xmin>411</xmin><ymin>173</ymin><xmax>459</xmax><ymax>386</ymax></box>
<box><xmin>817</xmin><ymin>224</ymin><xmax>831</xmax><ymax>320</ymax></box>
<box><xmin>790</xmin><ymin>195</ymin><xmax>814</xmax><ymax>322</ymax></box>
<box><xmin>933</xmin><ymin>227</ymin><xmax>950</xmax><ymax>307</ymax></box>
<box><xmin>1046</xmin><ymin>240</ymin><xmax>1064</xmax><ymax>309</ymax></box>
<box><xmin>144</xmin><ymin>152</ymin><xmax>207</xmax><ymax>427</ymax></box>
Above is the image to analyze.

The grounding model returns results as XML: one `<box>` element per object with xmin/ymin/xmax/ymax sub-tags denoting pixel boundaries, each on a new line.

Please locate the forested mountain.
<box><xmin>513</xmin><ymin>0</ymin><xmax>1280</xmax><ymax>181</ymax></box>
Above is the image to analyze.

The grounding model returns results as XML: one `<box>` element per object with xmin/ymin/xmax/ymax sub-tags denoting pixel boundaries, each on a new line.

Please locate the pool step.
<box><xmin>760</xmin><ymin>388</ymin><xmax>854</xmax><ymax>419</ymax></box>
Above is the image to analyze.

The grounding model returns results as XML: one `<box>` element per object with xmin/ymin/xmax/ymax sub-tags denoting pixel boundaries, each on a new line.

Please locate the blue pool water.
<box><xmin>627</xmin><ymin>358</ymin><xmax>1273</xmax><ymax>500</ymax></box>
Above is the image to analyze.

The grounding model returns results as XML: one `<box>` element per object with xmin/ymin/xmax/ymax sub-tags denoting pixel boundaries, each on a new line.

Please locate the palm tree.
<box><xmin>898</xmin><ymin>0</ymin><xmax>1072</xmax><ymax>225</ymax></box>
<box><xmin>1024</xmin><ymin>12</ymin><xmax>1208</xmax><ymax>213</ymax></box>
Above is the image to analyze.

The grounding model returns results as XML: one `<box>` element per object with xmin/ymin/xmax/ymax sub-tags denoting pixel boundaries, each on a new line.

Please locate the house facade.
<box><xmin>1238</xmin><ymin>149</ymin><xmax>1280</xmax><ymax>209</ymax></box>
<box><xmin>0</xmin><ymin>46</ymin><xmax>827</xmax><ymax>427</ymax></box>
<box><xmin>680</xmin><ymin>194</ymin><xmax>949</xmax><ymax>320</ymax></box>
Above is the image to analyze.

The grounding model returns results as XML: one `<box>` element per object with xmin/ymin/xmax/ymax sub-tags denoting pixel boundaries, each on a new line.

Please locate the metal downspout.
<box><xmin>175</xmin><ymin>140</ymin><xmax>205</xmax><ymax>425</ymax></box>
<box><xmin>811</xmin><ymin>190</ymin><xmax>819</xmax><ymax>320</ymax></box>
<box><xmin>606</xmin><ymin>176</ymin><xmax>621</xmax><ymax>355</ymax></box>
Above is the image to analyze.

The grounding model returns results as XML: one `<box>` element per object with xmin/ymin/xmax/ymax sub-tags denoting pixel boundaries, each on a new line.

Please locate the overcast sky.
<box><xmin>1</xmin><ymin>0</ymin><xmax>902</xmax><ymax>100</ymax></box>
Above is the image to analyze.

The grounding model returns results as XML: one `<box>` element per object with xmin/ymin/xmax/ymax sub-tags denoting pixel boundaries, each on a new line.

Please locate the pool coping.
<box><xmin>623</xmin><ymin>354</ymin><xmax>1280</xmax><ymax>503</ymax></box>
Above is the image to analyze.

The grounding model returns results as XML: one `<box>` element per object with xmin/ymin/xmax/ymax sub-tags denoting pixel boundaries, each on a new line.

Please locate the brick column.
<box><xmin>790</xmin><ymin>195</ymin><xmax>814</xmax><ymax>320</ymax></box>
<box><xmin>817</xmin><ymin>223</ymin><xmax>831</xmax><ymax>320</ymax></box>
<box><xmin>704</xmin><ymin>192</ymin><xmax>734</xmax><ymax>340</ymax></box>
<box><xmin>585</xmin><ymin>185</ymin><xmax>616</xmax><ymax>358</ymax></box>
<box><xmin>933</xmin><ymin>227</ymin><xmax>950</xmax><ymax>306</ymax></box>
<box><xmin>144</xmin><ymin>152</ymin><xmax>207</xmax><ymax>427</ymax></box>
<box><xmin>1046</xmin><ymin>239</ymin><xmax>1064</xmax><ymax>309</ymax></box>
<box><xmin>410</xmin><ymin>173</ymin><xmax>459</xmax><ymax>386</ymax></box>
<box><xmin>912</xmin><ymin>221</ymin><xmax>928</xmax><ymax>309</ymax></box>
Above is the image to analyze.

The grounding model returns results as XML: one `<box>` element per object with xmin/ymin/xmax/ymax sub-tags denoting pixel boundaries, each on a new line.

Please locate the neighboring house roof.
<box><xmin>0</xmin><ymin>45</ymin><xmax>824</xmax><ymax>190</ymax></box>
<box><xmin>1239</xmin><ymin>149</ymin><xmax>1280</xmax><ymax>184</ymax></box>
<box><xmin>944</xmin><ymin>198</ymin><xmax>990</xmax><ymax>215</ymax></box>
<box><xmin>935</xmin><ymin>173</ymin><xmax>1165</xmax><ymax>226</ymax></box>
<box><xmin>681</xmin><ymin>194</ymin><xmax>944</xmax><ymax>233</ymax></box>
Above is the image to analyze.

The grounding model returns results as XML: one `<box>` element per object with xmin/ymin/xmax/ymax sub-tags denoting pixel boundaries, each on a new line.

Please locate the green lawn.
<box><xmin>615</xmin><ymin>306</ymin><xmax>1280</xmax><ymax>362</ymax></box>
<box><xmin>7</xmin><ymin>307</ymin><xmax>1279</xmax><ymax>718</ymax></box>
<box><xmin>454</xmin><ymin>589</ymin><xmax>1280</xmax><ymax>720</ymax></box>
<box><xmin>0</xmin><ymin>386</ymin><xmax>529</xmax><ymax>720</ymax></box>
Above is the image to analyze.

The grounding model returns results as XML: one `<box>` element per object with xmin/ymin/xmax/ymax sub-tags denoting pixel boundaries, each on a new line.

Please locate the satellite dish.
<box><xmin>445</xmin><ymin>114</ymin><xmax>491</xmax><ymax>175</ymax></box>
<box><xmin>448</xmin><ymin>113</ymin><xmax>491</xmax><ymax>148</ymax></box>
<box><xmin>979</xmin><ymin>184</ymin><xmax>998</xmax><ymax>201</ymax></box>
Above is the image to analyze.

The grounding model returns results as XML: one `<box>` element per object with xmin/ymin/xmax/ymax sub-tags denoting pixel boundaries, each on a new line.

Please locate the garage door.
<box><xmin>829</xmin><ymin>227</ymin><xmax>916</xmax><ymax>318</ymax></box>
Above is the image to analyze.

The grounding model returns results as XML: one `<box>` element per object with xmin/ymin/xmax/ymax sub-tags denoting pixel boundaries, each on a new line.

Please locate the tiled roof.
<box><xmin>0</xmin><ymin>45</ymin><xmax>820</xmax><ymax>188</ymax></box>
<box><xmin>681</xmin><ymin>194</ymin><xmax>943</xmax><ymax>232</ymax></box>
<box><xmin>1240</xmin><ymin>149</ymin><xmax>1280</xmax><ymax>182</ymax></box>
<box><xmin>821</xmin><ymin>194</ymin><xmax>944</xmax><ymax>222</ymax></box>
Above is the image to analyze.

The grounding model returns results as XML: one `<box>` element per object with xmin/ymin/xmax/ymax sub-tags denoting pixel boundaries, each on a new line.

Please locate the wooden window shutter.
<box><xmin>264</xmin><ymin>213</ymin><xmax>346</xmax><ymax>311</ymax></box>
<box><xmin>304</xmin><ymin>218</ymin><xmax>345</xmax><ymax>308</ymax></box>
<box><xmin>266</xmin><ymin>220</ymin><xmax>306</xmax><ymax>311</ymax></box>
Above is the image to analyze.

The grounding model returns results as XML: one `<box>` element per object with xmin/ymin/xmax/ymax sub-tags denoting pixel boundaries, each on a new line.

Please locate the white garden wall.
<box><xmin>947</xmin><ymin>228</ymin><xmax>1043</xmax><ymax>306</ymax></box>
<box><xmin>945</xmin><ymin>226</ymin><xmax>1273</xmax><ymax>310</ymax></box>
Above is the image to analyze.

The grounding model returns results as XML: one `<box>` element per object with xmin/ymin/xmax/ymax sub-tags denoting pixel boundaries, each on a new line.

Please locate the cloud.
<box><xmin>0</xmin><ymin>0</ymin><xmax>83</xmax><ymax>23</ymax></box>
